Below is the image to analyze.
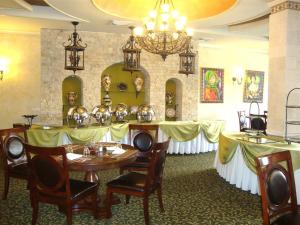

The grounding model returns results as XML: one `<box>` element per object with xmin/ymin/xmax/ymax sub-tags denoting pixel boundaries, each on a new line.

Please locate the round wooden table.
<box><xmin>64</xmin><ymin>143</ymin><xmax>137</xmax><ymax>219</ymax></box>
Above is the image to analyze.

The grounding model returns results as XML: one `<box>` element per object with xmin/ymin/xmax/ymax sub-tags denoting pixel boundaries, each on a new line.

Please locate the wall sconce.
<box><xmin>0</xmin><ymin>59</ymin><xmax>8</xmax><ymax>81</ymax></box>
<box><xmin>232</xmin><ymin>67</ymin><xmax>244</xmax><ymax>85</ymax></box>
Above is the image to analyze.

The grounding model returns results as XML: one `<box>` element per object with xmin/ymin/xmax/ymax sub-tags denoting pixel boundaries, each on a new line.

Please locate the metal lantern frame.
<box><xmin>122</xmin><ymin>26</ymin><xmax>141</xmax><ymax>73</ymax></box>
<box><xmin>179</xmin><ymin>38</ymin><xmax>196</xmax><ymax>76</ymax></box>
<box><xmin>63</xmin><ymin>21</ymin><xmax>87</xmax><ymax>74</ymax></box>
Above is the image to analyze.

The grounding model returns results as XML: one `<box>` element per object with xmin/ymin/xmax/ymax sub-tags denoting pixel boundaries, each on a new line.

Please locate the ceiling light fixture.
<box><xmin>122</xmin><ymin>26</ymin><xmax>141</xmax><ymax>73</ymax></box>
<box><xmin>179</xmin><ymin>38</ymin><xmax>196</xmax><ymax>76</ymax></box>
<box><xmin>63</xmin><ymin>21</ymin><xmax>87</xmax><ymax>74</ymax></box>
<box><xmin>122</xmin><ymin>0</ymin><xmax>196</xmax><ymax>75</ymax></box>
<box><xmin>133</xmin><ymin>0</ymin><xmax>194</xmax><ymax>62</ymax></box>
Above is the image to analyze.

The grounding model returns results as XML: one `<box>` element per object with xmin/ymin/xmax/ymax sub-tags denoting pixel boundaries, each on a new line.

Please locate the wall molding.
<box><xmin>271</xmin><ymin>1</ymin><xmax>300</xmax><ymax>14</ymax></box>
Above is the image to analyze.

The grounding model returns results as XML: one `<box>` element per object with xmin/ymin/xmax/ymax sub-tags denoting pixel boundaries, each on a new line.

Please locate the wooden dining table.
<box><xmin>63</xmin><ymin>143</ymin><xmax>138</xmax><ymax>219</ymax></box>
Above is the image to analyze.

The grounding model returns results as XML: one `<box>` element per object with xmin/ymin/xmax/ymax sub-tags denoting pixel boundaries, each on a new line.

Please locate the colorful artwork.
<box><xmin>200</xmin><ymin>68</ymin><xmax>224</xmax><ymax>103</ymax></box>
<box><xmin>243</xmin><ymin>70</ymin><xmax>264</xmax><ymax>103</ymax></box>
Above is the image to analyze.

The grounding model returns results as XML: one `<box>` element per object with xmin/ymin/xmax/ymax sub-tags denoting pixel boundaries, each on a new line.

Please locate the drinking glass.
<box><xmin>65</xmin><ymin>145</ymin><xmax>73</xmax><ymax>153</ymax></box>
<box><xmin>116</xmin><ymin>141</ymin><xmax>122</xmax><ymax>150</ymax></box>
<box><xmin>83</xmin><ymin>146</ymin><xmax>90</xmax><ymax>157</ymax></box>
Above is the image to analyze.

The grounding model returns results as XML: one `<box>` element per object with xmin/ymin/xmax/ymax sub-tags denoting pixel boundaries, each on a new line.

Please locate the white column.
<box><xmin>268</xmin><ymin>0</ymin><xmax>300</xmax><ymax>136</ymax></box>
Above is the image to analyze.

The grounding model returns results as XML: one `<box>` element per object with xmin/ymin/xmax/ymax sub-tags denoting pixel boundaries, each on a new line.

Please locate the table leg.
<box><xmin>84</xmin><ymin>171</ymin><xmax>99</xmax><ymax>183</ymax></box>
<box><xmin>70</xmin><ymin>170</ymin><xmax>120</xmax><ymax>219</ymax></box>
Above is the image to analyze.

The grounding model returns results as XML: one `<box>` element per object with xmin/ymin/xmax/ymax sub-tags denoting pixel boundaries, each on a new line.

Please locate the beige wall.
<box><xmin>198</xmin><ymin>40</ymin><xmax>269</xmax><ymax>131</ymax></box>
<box><xmin>0</xmin><ymin>33</ymin><xmax>41</xmax><ymax>129</ymax></box>
<box><xmin>0</xmin><ymin>31</ymin><xmax>269</xmax><ymax>132</ymax></box>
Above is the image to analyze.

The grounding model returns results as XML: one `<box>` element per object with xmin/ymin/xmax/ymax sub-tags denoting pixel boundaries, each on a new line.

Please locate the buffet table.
<box><xmin>214</xmin><ymin>133</ymin><xmax>300</xmax><ymax>202</ymax></box>
<box><xmin>27</xmin><ymin>120</ymin><xmax>225</xmax><ymax>154</ymax></box>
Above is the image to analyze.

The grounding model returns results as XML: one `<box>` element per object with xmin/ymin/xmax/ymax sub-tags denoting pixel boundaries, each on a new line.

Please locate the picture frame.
<box><xmin>243</xmin><ymin>70</ymin><xmax>264</xmax><ymax>103</ymax></box>
<box><xmin>200</xmin><ymin>67</ymin><xmax>224</xmax><ymax>103</ymax></box>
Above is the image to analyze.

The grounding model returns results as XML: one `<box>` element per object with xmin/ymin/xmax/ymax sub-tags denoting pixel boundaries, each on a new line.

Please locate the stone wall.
<box><xmin>40</xmin><ymin>29</ymin><xmax>199</xmax><ymax>124</ymax></box>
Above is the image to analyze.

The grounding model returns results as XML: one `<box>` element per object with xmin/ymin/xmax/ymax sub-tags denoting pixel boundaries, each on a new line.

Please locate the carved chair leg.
<box><xmin>125</xmin><ymin>195</ymin><xmax>131</xmax><ymax>204</ymax></box>
<box><xmin>143</xmin><ymin>196</ymin><xmax>150</xmax><ymax>225</ymax></box>
<box><xmin>66</xmin><ymin>204</ymin><xmax>72</xmax><ymax>225</ymax></box>
<box><xmin>106</xmin><ymin>190</ymin><xmax>113</xmax><ymax>218</ymax></box>
<box><xmin>31</xmin><ymin>199</ymin><xmax>39</xmax><ymax>225</ymax></box>
<box><xmin>93</xmin><ymin>189</ymin><xmax>98</xmax><ymax>219</ymax></box>
<box><xmin>2</xmin><ymin>172</ymin><xmax>9</xmax><ymax>200</ymax></box>
<box><xmin>157</xmin><ymin>185</ymin><xmax>164</xmax><ymax>212</ymax></box>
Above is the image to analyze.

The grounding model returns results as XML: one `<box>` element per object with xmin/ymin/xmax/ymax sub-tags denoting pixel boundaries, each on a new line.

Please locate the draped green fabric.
<box><xmin>27</xmin><ymin>126</ymin><xmax>67</xmax><ymax>147</ymax></box>
<box><xmin>27</xmin><ymin>120</ymin><xmax>225</xmax><ymax>146</ymax></box>
<box><xmin>200</xmin><ymin>120</ymin><xmax>225</xmax><ymax>143</ymax></box>
<box><xmin>159</xmin><ymin>120</ymin><xmax>224</xmax><ymax>142</ymax></box>
<box><xmin>66</xmin><ymin>126</ymin><xmax>110</xmax><ymax>144</ymax></box>
<box><xmin>110</xmin><ymin>123</ymin><xmax>129</xmax><ymax>141</ymax></box>
<box><xmin>219</xmin><ymin>133</ymin><xmax>300</xmax><ymax>173</ymax></box>
<box><xmin>218</xmin><ymin>133</ymin><xmax>239</xmax><ymax>164</ymax></box>
<box><xmin>159</xmin><ymin>121</ymin><xmax>202</xmax><ymax>142</ymax></box>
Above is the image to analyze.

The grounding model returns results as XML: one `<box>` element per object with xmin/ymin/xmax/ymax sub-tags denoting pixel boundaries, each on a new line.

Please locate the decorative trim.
<box><xmin>271</xmin><ymin>1</ymin><xmax>300</xmax><ymax>14</ymax></box>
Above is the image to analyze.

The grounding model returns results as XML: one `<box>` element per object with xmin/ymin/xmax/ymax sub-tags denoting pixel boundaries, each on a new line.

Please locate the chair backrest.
<box><xmin>0</xmin><ymin>127</ymin><xmax>28</xmax><ymax>168</ymax></box>
<box><xmin>255</xmin><ymin>151</ymin><xmax>297</xmax><ymax>225</ymax></box>
<box><xmin>251</xmin><ymin>117</ymin><xmax>266</xmax><ymax>131</ymax></box>
<box><xmin>145</xmin><ymin>138</ymin><xmax>170</xmax><ymax>192</ymax></box>
<box><xmin>24</xmin><ymin>144</ymin><xmax>71</xmax><ymax>199</ymax></box>
<box><xmin>129</xmin><ymin>124</ymin><xmax>159</xmax><ymax>156</ymax></box>
<box><xmin>237</xmin><ymin>111</ymin><xmax>248</xmax><ymax>132</ymax></box>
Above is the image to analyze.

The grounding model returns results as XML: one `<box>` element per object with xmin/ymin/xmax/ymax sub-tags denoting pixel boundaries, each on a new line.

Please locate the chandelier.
<box><xmin>63</xmin><ymin>21</ymin><xmax>87</xmax><ymax>74</ymax></box>
<box><xmin>133</xmin><ymin>0</ymin><xmax>193</xmax><ymax>61</ymax></box>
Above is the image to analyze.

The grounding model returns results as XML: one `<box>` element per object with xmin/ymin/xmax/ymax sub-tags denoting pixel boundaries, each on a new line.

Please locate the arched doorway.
<box><xmin>62</xmin><ymin>75</ymin><xmax>83</xmax><ymax>125</ymax></box>
<box><xmin>165</xmin><ymin>78</ymin><xmax>183</xmax><ymax>121</ymax></box>
<box><xmin>101</xmin><ymin>62</ymin><xmax>150</xmax><ymax>120</ymax></box>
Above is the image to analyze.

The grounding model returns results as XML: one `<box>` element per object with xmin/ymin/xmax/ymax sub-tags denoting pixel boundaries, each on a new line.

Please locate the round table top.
<box><xmin>66</xmin><ymin>143</ymin><xmax>138</xmax><ymax>171</ymax></box>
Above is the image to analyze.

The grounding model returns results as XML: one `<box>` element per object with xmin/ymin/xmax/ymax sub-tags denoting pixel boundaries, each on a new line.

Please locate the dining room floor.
<box><xmin>0</xmin><ymin>152</ymin><xmax>262</xmax><ymax>225</ymax></box>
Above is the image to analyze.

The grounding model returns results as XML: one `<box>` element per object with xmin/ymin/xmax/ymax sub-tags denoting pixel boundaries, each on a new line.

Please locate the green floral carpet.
<box><xmin>0</xmin><ymin>152</ymin><xmax>262</xmax><ymax>225</ymax></box>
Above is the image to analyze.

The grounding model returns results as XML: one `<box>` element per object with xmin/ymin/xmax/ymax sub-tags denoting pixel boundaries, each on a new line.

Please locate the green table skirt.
<box><xmin>218</xmin><ymin>133</ymin><xmax>300</xmax><ymax>173</ymax></box>
<box><xmin>27</xmin><ymin>120</ymin><xmax>225</xmax><ymax>147</ymax></box>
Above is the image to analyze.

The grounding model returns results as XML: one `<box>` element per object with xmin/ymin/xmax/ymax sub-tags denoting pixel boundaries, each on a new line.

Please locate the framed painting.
<box><xmin>243</xmin><ymin>70</ymin><xmax>264</xmax><ymax>103</ymax></box>
<box><xmin>200</xmin><ymin>67</ymin><xmax>224</xmax><ymax>103</ymax></box>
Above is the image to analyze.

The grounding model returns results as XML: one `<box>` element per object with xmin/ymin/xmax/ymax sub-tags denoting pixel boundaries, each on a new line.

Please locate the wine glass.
<box><xmin>65</xmin><ymin>145</ymin><xmax>73</xmax><ymax>153</ymax></box>
<box><xmin>83</xmin><ymin>146</ymin><xmax>90</xmax><ymax>157</ymax></box>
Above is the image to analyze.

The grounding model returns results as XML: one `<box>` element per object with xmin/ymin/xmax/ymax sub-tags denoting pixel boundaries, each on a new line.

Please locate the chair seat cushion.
<box><xmin>107</xmin><ymin>172</ymin><xmax>146</xmax><ymax>192</ymax></box>
<box><xmin>9</xmin><ymin>163</ymin><xmax>29</xmax><ymax>177</ymax></box>
<box><xmin>273</xmin><ymin>212</ymin><xmax>300</xmax><ymax>225</ymax></box>
<box><xmin>69</xmin><ymin>179</ymin><xmax>98</xmax><ymax>200</ymax></box>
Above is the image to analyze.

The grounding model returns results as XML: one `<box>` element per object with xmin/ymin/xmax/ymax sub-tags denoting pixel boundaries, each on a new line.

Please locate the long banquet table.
<box><xmin>214</xmin><ymin>133</ymin><xmax>300</xmax><ymax>202</ymax></box>
<box><xmin>27</xmin><ymin>120</ymin><xmax>225</xmax><ymax>154</ymax></box>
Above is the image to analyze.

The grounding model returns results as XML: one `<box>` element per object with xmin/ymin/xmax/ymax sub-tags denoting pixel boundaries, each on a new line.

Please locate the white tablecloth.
<box><xmin>159</xmin><ymin>129</ymin><xmax>218</xmax><ymax>154</ymax></box>
<box><xmin>214</xmin><ymin>144</ymin><xmax>300</xmax><ymax>203</ymax></box>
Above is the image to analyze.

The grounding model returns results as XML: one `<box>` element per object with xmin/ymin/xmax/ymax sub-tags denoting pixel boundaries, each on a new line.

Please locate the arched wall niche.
<box><xmin>62</xmin><ymin>75</ymin><xmax>83</xmax><ymax>125</ymax></box>
<box><xmin>165</xmin><ymin>78</ymin><xmax>183</xmax><ymax>120</ymax></box>
<box><xmin>100</xmin><ymin>62</ymin><xmax>150</xmax><ymax>119</ymax></box>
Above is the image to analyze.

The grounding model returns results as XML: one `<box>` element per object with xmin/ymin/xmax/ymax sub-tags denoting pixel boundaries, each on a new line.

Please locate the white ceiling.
<box><xmin>0</xmin><ymin>0</ymin><xmax>270</xmax><ymax>46</ymax></box>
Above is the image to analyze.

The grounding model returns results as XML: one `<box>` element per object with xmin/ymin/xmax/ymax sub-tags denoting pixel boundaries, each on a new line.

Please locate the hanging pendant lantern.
<box><xmin>123</xmin><ymin>26</ymin><xmax>141</xmax><ymax>73</ymax></box>
<box><xmin>63</xmin><ymin>21</ymin><xmax>87</xmax><ymax>74</ymax></box>
<box><xmin>179</xmin><ymin>38</ymin><xmax>196</xmax><ymax>76</ymax></box>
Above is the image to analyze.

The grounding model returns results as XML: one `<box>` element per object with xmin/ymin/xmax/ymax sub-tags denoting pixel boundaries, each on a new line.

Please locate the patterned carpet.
<box><xmin>0</xmin><ymin>152</ymin><xmax>262</xmax><ymax>225</ymax></box>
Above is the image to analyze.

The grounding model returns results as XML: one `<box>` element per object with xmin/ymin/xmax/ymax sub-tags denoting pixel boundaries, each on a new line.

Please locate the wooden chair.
<box><xmin>0</xmin><ymin>127</ymin><xmax>29</xmax><ymax>200</ymax></box>
<box><xmin>24</xmin><ymin>144</ymin><xmax>99</xmax><ymax>225</ymax></box>
<box><xmin>255</xmin><ymin>151</ymin><xmax>300</xmax><ymax>225</ymax></box>
<box><xmin>119</xmin><ymin>124</ymin><xmax>159</xmax><ymax>174</ymax></box>
<box><xmin>237</xmin><ymin>110</ymin><xmax>248</xmax><ymax>132</ymax></box>
<box><xmin>250</xmin><ymin>117</ymin><xmax>267</xmax><ymax>134</ymax></box>
<box><xmin>106</xmin><ymin>139</ymin><xmax>170</xmax><ymax>225</ymax></box>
